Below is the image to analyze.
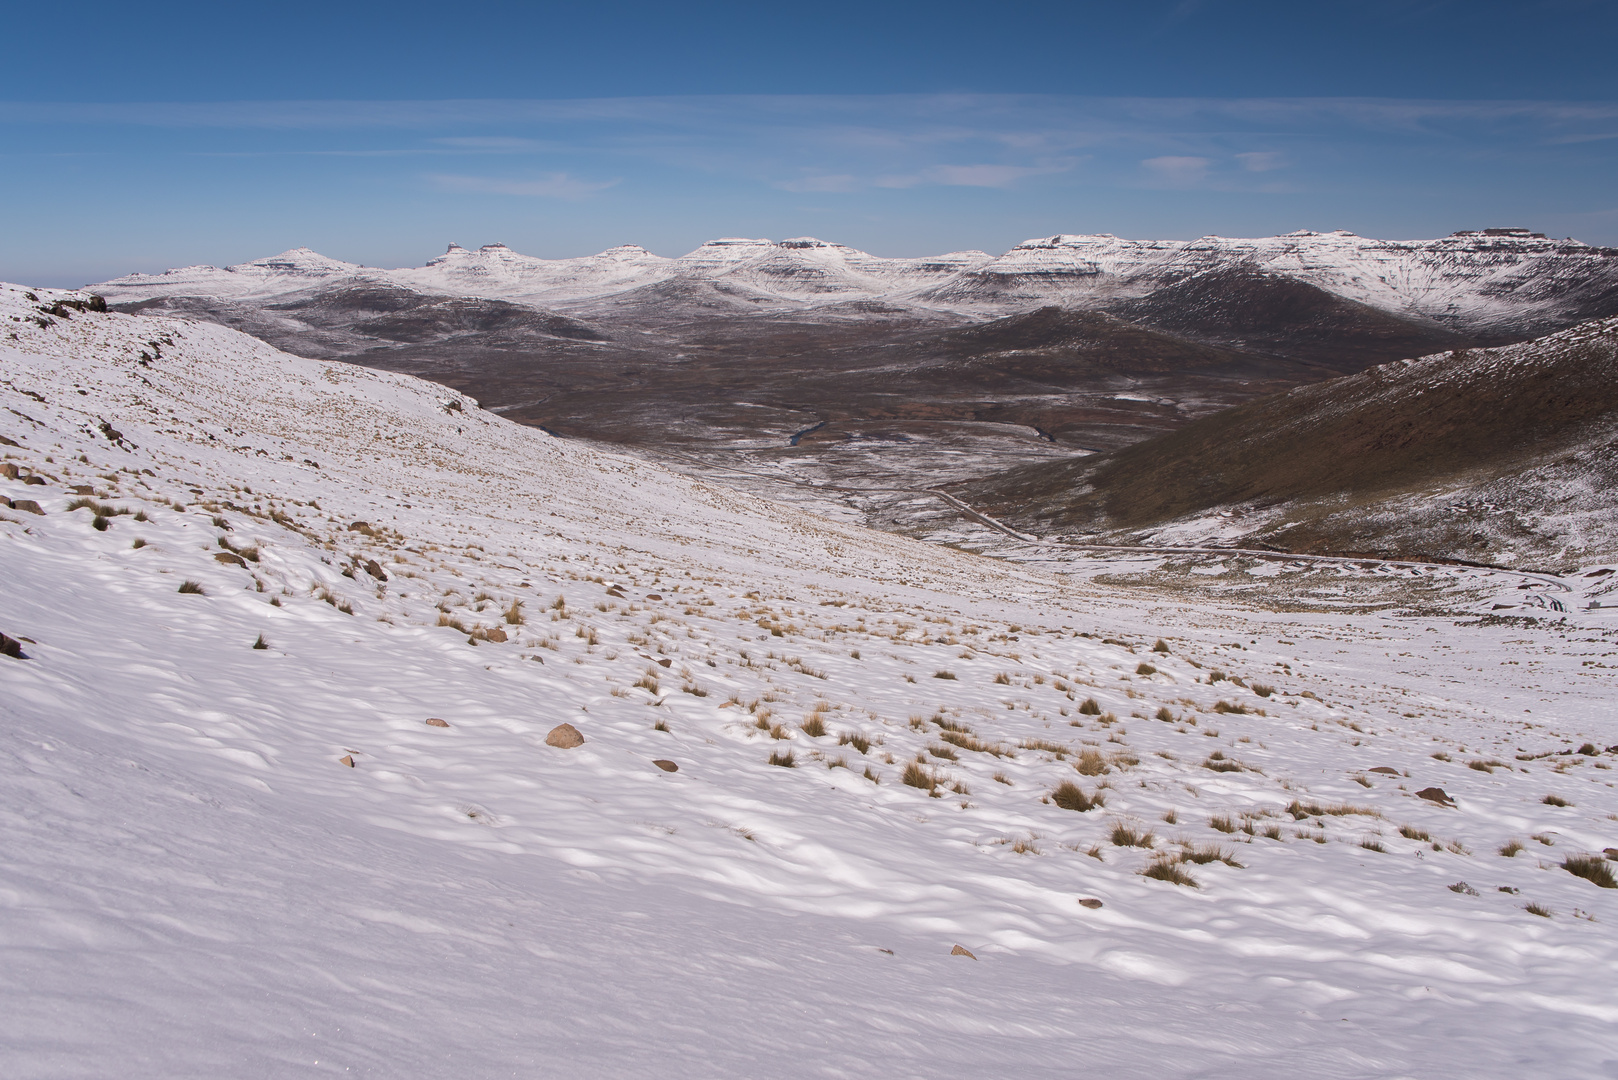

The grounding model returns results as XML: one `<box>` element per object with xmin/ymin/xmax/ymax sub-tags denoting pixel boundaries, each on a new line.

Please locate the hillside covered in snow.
<box><xmin>93</xmin><ymin>227</ymin><xmax>1618</xmax><ymax>335</ymax></box>
<box><xmin>4</xmin><ymin>285</ymin><xmax>1618</xmax><ymax>1077</ymax></box>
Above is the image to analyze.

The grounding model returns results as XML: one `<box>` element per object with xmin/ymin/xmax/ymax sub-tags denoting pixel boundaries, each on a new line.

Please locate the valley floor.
<box><xmin>3</xmin><ymin>285</ymin><xmax>1617</xmax><ymax>1078</ymax></box>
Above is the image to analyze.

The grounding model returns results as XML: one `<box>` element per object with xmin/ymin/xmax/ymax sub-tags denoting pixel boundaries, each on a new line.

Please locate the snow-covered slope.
<box><xmin>91</xmin><ymin>229</ymin><xmax>1618</xmax><ymax>333</ymax></box>
<box><xmin>4</xmin><ymin>284</ymin><xmax>1617</xmax><ymax>1077</ymax></box>
<box><xmin>928</xmin><ymin>229</ymin><xmax>1618</xmax><ymax>332</ymax></box>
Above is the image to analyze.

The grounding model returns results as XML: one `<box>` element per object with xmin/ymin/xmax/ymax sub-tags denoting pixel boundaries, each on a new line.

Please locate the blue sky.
<box><xmin>4</xmin><ymin>1</ymin><xmax>1616</xmax><ymax>285</ymax></box>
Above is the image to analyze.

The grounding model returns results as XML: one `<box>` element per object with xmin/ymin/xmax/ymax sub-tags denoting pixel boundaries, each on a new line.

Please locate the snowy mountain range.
<box><xmin>92</xmin><ymin>228</ymin><xmax>1618</xmax><ymax>336</ymax></box>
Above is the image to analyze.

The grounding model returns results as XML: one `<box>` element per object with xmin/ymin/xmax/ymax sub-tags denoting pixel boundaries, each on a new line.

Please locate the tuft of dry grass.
<box><xmin>902</xmin><ymin>761</ymin><xmax>943</xmax><ymax>796</ymax></box>
<box><xmin>1209</xmin><ymin>814</ymin><xmax>1237</xmax><ymax>833</ymax></box>
<box><xmin>1155</xmin><ymin>706</ymin><xmax>1175</xmax><ymax>722</ymax></box>
<box><xmin>178</xmin><ymin>580</ymin><xmax>204</xmax><ymax>594</ymax></box>
<box><xmin>1109</xmin><ymin>822</ymin><xmax>1154</xmax><ymax>848</ymax></box>
<box><xmin>1525</xmin><ymin>902</ymin><xmax>1552</xmax><ymax>918</ymax></box>
<box><xmin>1564</xmin><ymin>854</ymin><xmax>1617</xmax><ymax>888</ymax></box>
<box><xmin>800</xmin><ymin>715</ymin><xmax>826</xmax><ymax>738</ymax></box>
<box><xmin>1141</xmin><ymin>858</ymin><xmax>1198</xmax><ymax>887</ymax></box>
<box><xmin>1180</xmin><ymin>844</ymin><xmax>1242</xmax><ymax>867</ymax></box>
<box><xmin>1051</xmin><ymin>781</ymin><xmax>1103</xmax><ymax>812</ymax></box>
<box><xmin>768</xmin><ymin>749</ymin><xmax>796</xmax><ymax>768</ymax></box>
<box><xmin>1499</xmin><ymin>839</ymin><xmax>1525</xmax><ymax>857</ymax></box>
<box><xmin>1135</xmin><ymin>663</ymin><xmax>1157</xmax><ymax>676</ymax></box>
<box><xmin>1201</xmin><ymin>750</ymin><xmax>1245</xmax><ymax>773</ymax></box>
<box><xmin>838</xmin><ymin>731</ymin><xmax>871</xmax><ymax>754</ymax></box>
<box><xmin>1075</xmin><ymin>748</ymin><xmax>1108</xmax><ymax>776</ymax></box>
<box><xmin>933</xmin><ymin>670</ymin><xmax>957</xmax><ymax>680</ymax></box>
<box><xmin>1542</xmin><ymin>794</ymin><xmax>1572</xmax><ymax>807</ymax></box>
<box><xmin>1286</xmin><ymin>800</ymin><xmax>1379</xmax><ymax>820</ymax></box>
<box><xmin>1078</xmin><ymin>697</ymin><xmax>1102</xmax><ymax>715</ymax></box>
<box><xmin>1399</xmin><ymin>825</ymin><xmax>1431</xmax><ymax>842</ymax></box>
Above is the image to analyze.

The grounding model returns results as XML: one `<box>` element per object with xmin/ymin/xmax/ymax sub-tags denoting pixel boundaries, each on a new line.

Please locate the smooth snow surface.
<box><xmin>4</xmin><ymin>284</ymin><xmax>1618</xmax><ymax>1078</ymax></box>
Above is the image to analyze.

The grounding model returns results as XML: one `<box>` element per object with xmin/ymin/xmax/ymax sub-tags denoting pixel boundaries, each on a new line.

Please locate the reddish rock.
<box><xmin>1416</xmin><ymin>786</ymin><xmax>1456</xmax><ymax>807</ymax></box>
<box><xmin>339</xmin><ymin>754</ymin><xmax>355</xmax><ymax>768</ymax></box>
<box><xmin>484</xmin><ymin>627</ymin><xmax>508</xmax><ymax>643</ymax></box>
<box><xmin>11</xmin><ymin>500</ymin><xmax>42</xmax><ymax>515</ymax></box>
<box><xmin>1369</xmin><ymin>766</ymin><xmax>1400</xmax><ymax>775</ymax></box>
<box><xmin>1078</xmin><ymin>897</ymin><xmax>1104</xmax><ymax>909</ymax></box>
<box><xmin>950</xmin><ymin>945</ymin><xmax>977</xmax><ymax>959</ymax></box>
<box><xmin>652</xmin><ymin>759</ymin><xmax>679</xmax><ymax>773</ymax></box>
<box><xmin>425</xmin><ymin>717</ymin><xmax>450</xmax><ymax>728</ymax></box>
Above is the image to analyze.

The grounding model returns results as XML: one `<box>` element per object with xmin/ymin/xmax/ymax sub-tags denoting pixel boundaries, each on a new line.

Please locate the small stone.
<box><xmin>214</xmin><ymin>551</ymin><xmax>247</xmax><ymax>567</ymax></box>
<box><xmin>484</xmin><ymin>627</ymin><xmax>508</xmax><ymax>643</ymax></box>
<box><xmin>652</xmin><ymin>759</ymin><xmax>679</xmax><ymax>773</ymax></box>
<box><xmin>0</xmin><ymin>463</ymin><xmax>17</xmax><ymax>479</ymax></box>
<box><xmin>347</xmin><ymin>520</ymin><xmax>372</xmax><ymax>533</ymax></box>
<box><xmin>364</xmin><ymin>559</ymin><xmax>387</xmax><ymax>581</ymax></box>
<box><xmin>0</xmin><ymin>435</ymin><xmax>17</xmax><ymax>447</ymax></box>
<box><xmin>646</xmin><ymin>593</ymin><xmax>662</xmax><ymax>601</ymax></box>
<box><xmin>950</xmin><ymin>945</ymin><xmax>977</xmax><ymax>959</ymax></box>
<box><xmin>1368</xmin><ymin>766</ymin><xmax>1400</xmax><ymax>775</ymax></box>
<box><xmin>1078</xmin><ymin>897</ymin><xmax>1103</xmax><ymax>909</ymax></box>
<box><xmin>23</xmin><ymin>475</ymin><xmax>46</xmax><ymax>486</ymax></box>
<box><xmin>71</xmin><ymin>484</ymin><xmax>96</xmax><ymax>496</ymax></box>
<box><xmin>425</xmin><ymin>717</ymin><xmax>450</xmax><ymax>728</ymax></box>
<box><xmin>1604</xmin><ymin>848</ymin><xmax>1618</xmax><ymax>861</ymax></box>
<box><xmin>656</xmin><ymin>657</ymin><xmax>672</xmax><ymax>668</ymax></box>
<box><xmin>339</xmin><ymin>754</ymin><xmax>355</xmax><ymax>768</ymax></box>
<box><xmin>1416</xmin><ymin>786</ymin><xmax>1456</xmax><ymax>806</ymax></box>
<box><xmin>10</xmin><ymin>500</ymin><xmax>43</xmax><ymax>515</ymax></box>
<box><xmin>546</xmin><ymin>723</ymin><xmax>585</xmax><ymax>748</ymax></box>
<box><xmin>0</xmin><ymin>633</ymin><xmax>30</xmax><ymax>660</ymax></box>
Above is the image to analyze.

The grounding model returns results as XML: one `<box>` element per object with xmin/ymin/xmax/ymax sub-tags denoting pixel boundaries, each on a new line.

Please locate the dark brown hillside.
<box><xmin>1107</xmin><ymin>266</ymin><xmax>1471</xmax><ymax>374</ymax></box>
<box><xmin>957</xmin><ymin>317</ymin><xmax>1618</xmax><ymax>558</ymax></box>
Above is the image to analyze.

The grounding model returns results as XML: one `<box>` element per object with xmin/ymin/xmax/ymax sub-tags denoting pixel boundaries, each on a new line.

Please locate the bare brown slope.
<box><xmin>1106</xmin><ymin>265</ymin><xmax>1472</xmax><ymax>374</ymax></box>
<box><xmin>958</xmin><ymin>317</ymin><xmax>1618</xmax><ymax>556</ymax></box>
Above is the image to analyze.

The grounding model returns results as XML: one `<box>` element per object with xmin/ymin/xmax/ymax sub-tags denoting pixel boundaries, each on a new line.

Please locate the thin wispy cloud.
<box><xmin>429</xmin><ymin>172</ymin><xmax>620</xmax><ymax>199</ymax></box>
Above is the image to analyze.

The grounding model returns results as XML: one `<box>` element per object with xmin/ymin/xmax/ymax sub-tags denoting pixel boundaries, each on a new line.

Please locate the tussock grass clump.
<box><xmin>653</xmin><ymin>719</ymin><xmax>670</xmax><ymax>732</ymax></box>
<box><xmin>1286</xmin><ymin>800</ymin><xmax>1379</xmax><ymax>821</ymax></box>
<box><xmin>927</xmin><ymin>743</ymin><xmax>958</xmax><ymax>761</ymax></box>
<box><xmin>1564</xmin><ymin>854</ymin><xmax>1617</xmax><ymax>888</ymax></box>
<box><xmin>1078</xmin><ymin>697</ymin><xmax>1102</xmax><ymax>715</ymax></box>
<box><xmin>1399</xmin><ymin>825</ymin><xmax>1431</xmax><ymax>842</ymax></box>
<box><xmin>504</xmin><ymin>600</ymin><xmax>525</xmax><ymax>625</ymax></box>
<box><xmin>1525</xmin><ymin>902</ymin><xmax>1552</xmax><ymax>918</ymax></box>
<box><xmin>768</xmin><ymin>749</ymin><xmax>796</xmax><ymax>768</ymax></box>
<box><xmin>252</xmin><ymin>634</ymin><xmax>268</xmax><ymax>650</ymax></box>
<box><xmin>1075</xmin><ymin>748</ymin><xmax>1108</xmax><ymax>776</ymax></box>
<box><xmin>1021</xmin><ymin>738</ymin><xmax>1069</xmax><ymax>758</ymax></box>
<box><xmin>838</xmin><ymin>732</ymin><xmax>871</xmax><ymax>754</ymax></box>
<box><xmin>1153</xmin><ymin>640</ymin><xmax>1170</xmax><ymax>654</ymax></box>
<box><xmin>1209</xmin><ymin>814</ymin><xmax>1237</xmax><ymax>833</ymax></box>
<box><xmin>939</xmin><ymin>730</ymin><xmax>1012</xmax><ymax>758</ymax></box>
<box><xmin>1155</xmin><ymin>706</ymin><xmax>1175</xmax><ymax>722</ymax></box>
<box><xmin>1109</xmin><ymin>822</ymin><xmax>1154</xmax><ymax>848</ymax></box>
<box><xmin>1051</xmin><ymin>781</ymin><xmax>1103</xmax><ymax>812</ymax></box>
<box><xmin>1141</xmin><ymin>858</ymin><xmax>1198</xmax><ymax>887</ymax></box>
<box><xmin>178</xmin><ymin>580</ymin><xmax>204</xmax><ymax>594</ymax></box>
<box><xmin>800</xmin><ymin>715</ymin><xmax>826</xmax><ymax>738</ymax></box>
<box><xmin>1361</xmin><ymin>837</ymin><xmax>1387</xmax><ymax>853</ymax></box>
<box><xmin>1252</xmin><ymin>684</ymin><xmax>1274</xmax><ymax>698</ymax></box>
<box><xmin>1213</xmin><ymin>700</ymin><xmax>1253</xmax><ymax>715</ymax></box>
<box><xmin>863</xmin><ymin>766</ymin><xmax>880</xmax><ymax>783</ymax></box>
<box><xmin>993</xmin><ymin>672</ymin><xmax>1011</xmax><ymax>685</ymax></box>
<box><xmin>1542</xmin><ymin>794</ymin><xmax>1572</xmax><ymax>807</ymax></box>
<box><xmin>1181</xmin><ymin>844</ymin><xmax>1241</xmax><ymax>867</ymax></box>
<box><xmin>902</xmin><ymin>761</ymin><xmax>943</xmax><ymax>796</ymax></box>
<box><xmin>932</xmin><ymin>670</ymin><xmax>957</xmax><ymax>680</ymax></box>
<box><xmin>1201</xmin><ymin>750</ymin><xmax>1244</xmax><ymax>773</ymax></box>
<box><xmin>1135</xmin><ymin>662</ymin><xmax>1157</xmax><ymax>676</ymax></box>
<box><xmin>1499</xmin><ymin>838</ymin><xmax>1525</xmax><ymax>857</ymax></box>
